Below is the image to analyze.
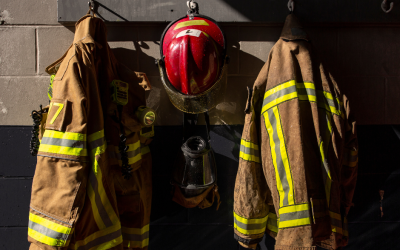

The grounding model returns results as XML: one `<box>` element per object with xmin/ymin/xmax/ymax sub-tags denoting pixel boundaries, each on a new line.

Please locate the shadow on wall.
<box><xmin>110</xmin><ymin>36</ymin><xmax>267</xmax><ymax>126</ymax></box>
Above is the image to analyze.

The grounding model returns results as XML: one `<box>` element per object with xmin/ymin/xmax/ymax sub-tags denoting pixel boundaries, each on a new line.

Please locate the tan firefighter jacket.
<box><xmin>233</xmin><ymin>14</ymin><xmax>358</xmax><ymax>250</ymax></box>
<box><xmin>28</xmin><ymin>14</ymin><xmax>153</xmax><ymax>250</ymax></box>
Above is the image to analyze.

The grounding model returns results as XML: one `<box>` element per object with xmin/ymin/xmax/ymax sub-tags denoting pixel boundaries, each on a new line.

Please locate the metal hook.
<box><xmin>382</xmin><ymin>0</ymin><xmax>394</xmax><ymax>13</ymax></box>
<box><xmin>288</xmin><ymin>0</ymin><xmax>295</xmax><ymax>13</ymax></box>
<box><xmin>186</xmin><ymin>0</ymin><xmax>199</xmax><ymax>19</ymax></box>
<box><xmin>88</xmin><ymin>0</ymin><xmax>95</xmax><ymax>11</ymax></box>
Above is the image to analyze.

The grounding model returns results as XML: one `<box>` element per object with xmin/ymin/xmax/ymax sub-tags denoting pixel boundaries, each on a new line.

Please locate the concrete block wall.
<box><xmin>1</xmin><ymin>0</ymin><xmax>400</xmax><ymax>249</ymax></box>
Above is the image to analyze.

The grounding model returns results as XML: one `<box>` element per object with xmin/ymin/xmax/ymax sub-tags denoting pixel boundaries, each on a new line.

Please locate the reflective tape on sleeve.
<box><xmin>233</xmin><ymin>211</ymin><xmax>268</xmax><ymax>235</ymax></box>
<box><xmin>239</xmin><ymin>139</ymin><xmax>260</xmax><ymax>163</ymax></box>
<box><xmin>264</xmin><ymin>107</ymin><xmax>295</xmax><ymax>207</ymax></box>
<box><xmin>28</xmin><ymin>212</ymin><xmax>72</xmax><ymax>247</ymax></box>
<box><xmin>122</xmin><ymin>224</ymin><xmax>150</xmax><ymax>248</ymax></box>
<box><xmin>278</xmin><ymin>203</ymin><xmax>311</xmax><ymax>229</ymax></box>
<box><xmin>39</xmin><ymin>130</ymin><xmax>87</xmax><ymax>157</ymax></box>
<box><xmin>343</xmin><ymin>149</ymin><xmax>358</xmax><ymax>167</ymax></box>
<box><xmin>266</xmin><ymin>212</ymin><xmax>278</xmax><ymax>233</ymax></box>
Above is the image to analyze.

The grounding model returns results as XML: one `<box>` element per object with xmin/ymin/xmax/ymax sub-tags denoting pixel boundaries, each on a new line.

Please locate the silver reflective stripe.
<box><xmin>330</xmin><ymin>217</ymin><xmax>342</xmax><ymax>228</ymax></box>
<box><xmin>88</xmin><ymin>171</ymin><xmax>113</xmax><ymax>228</ymax></box>
<box><xmin>267</xmin><ymin>108</ymin><xmax>290</xmax><ymax>206</ymax></box>
<box><xmin>76</xmin><ymin>229</ymin><xmax>122</xmax><ymax>250</ymax></box>
<box><xmin>89</xmin><ymin>137</ymin><xmax>105</xmax><ymax>150</ymax></box>
<box><xmin>239</xmin><ymin>144</ymin><xmax>259</xmax><ymax>157</ymax></box>
<box><xmin>297</xmin><ymin>86</ymin><xmax>316</xmax><ymax>98</ymax></box>
<box><xmin>262</xmin><ymin>85</ymin><xmax>297</xmax><ymax>109</ymax></box>
<box><xmin>317</xmin><ymin>92</ymin><xmax>337</xmax><ymax>108</ymax></box>
<box><xmin>41</xmin><ymin>137</ymin><xmax>85</xmax><ymax>148</ymax></box>
<box><xmin>234</xmin><ymin>217</ymin><xmax>267</xmax><ymax>231</ymax></box>
<box><xmin>122</xmin><ymin>231</ymin><xmax>149</xmax><ymax>241</ymax></box>
<box><xmin>28</xmin><ymin>220</ymin><xmax>69</xmax><ymax>240</ymax></box>
<box><xmin>267</xmin><ymin>216</ymin><xmax>277</xmax><ymax>227</ymax></box>
<box><xmin>127</xmin><ymin>147</ymin><xmax>141</xmax><ymax>158</ymax></box>
<box><xmin>280</xmin><ymin>210</ymin><xmax>309</xmax><ymax>222</ymax></box>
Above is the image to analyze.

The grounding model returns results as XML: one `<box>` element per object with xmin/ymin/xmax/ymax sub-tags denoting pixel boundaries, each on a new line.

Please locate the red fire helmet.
<box><xmin>158</xmin><ymin>14</ymin><xmax>228</xmax><ymax>114</ymax></box>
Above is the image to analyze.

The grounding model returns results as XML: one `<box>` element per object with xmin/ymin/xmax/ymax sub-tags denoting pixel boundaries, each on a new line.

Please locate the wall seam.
<box><xmin>35</xmin><ymin>28</ymin><xmax>38</xmax><ymax>75</ymax></box>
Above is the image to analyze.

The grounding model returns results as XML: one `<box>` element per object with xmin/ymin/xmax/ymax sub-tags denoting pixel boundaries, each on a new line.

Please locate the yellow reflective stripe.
<box><xmin>264</xmin><ymin>107</ymin><xmax>295</xmax><ymax>207</ymax></box>
<box><xmin>262</xmin><ymin>92</ymin><xmax>298</xmax><ymax>114</ymax></box>
<box><xmin>174</xmin><ymin>20</ymin><xmax>209</xmax><ymax>30</ymax></box>
<box><xmin>266</xmin><ymin>213</ymin><xmax>278</xmax><ymax>233</ymax></box>
<box><xmin>88</xmin><ymin>130</ymin><xmax>104</xmax><ymax>142</ymax></box>
<box><xmin>28</xmin><ymin>228</ymin><xmax>68</xmax><ymax>247</ymax></box>
<box><xmin>239</xmin><ymin>139</ymin><xmax>260</xmax><ymax>163</ymax></box>
<box><xmin>141</xmin><ymin>146</ymin><xmax>150</xmax><ymax>155</ymax></box>
<box><xmin>122</xmin><ymin>225</ymin><xmax>150</xmax><ymax>248</ymax></box>
<box><xmin>297</xmin><ymin>82</ymin><xmax>317</xmax><ymax>102</ymax></box>
<box><xmin>278</xmin><ymin>203</ymin><xmax>311</xmax><ymax>229</ymax></box>
<box><xmin>87</xmin><ymin>181</ymin><xmax>107</xmax><ymax>230</ymax></box>
<box><xmin>123</xmin><ymin>239</ymin><xmax>149</xmax><ymax>248</ymax></box>
<box><xmin>93</xmin><ymin>157</ymin><xmax>119</xmax><ymax>225</ymax></box>
<box><xmin>233</xmin><ymin>212</ymin><xmax>268</xmax><ymax>235</ymax></box>
<box><xmin>122</xmin><ymin>224</ymin><xmax>149</xmax><ymax>235</ymax></box>
<box><xmin>29</xmin><ymin>213</ymin><xmax>71</xmax><ymax>235</ymax></box>
<box><xmin>38</xmin><ymin>144</ymin><xmax>87</xmax><ymax>157</ymax></box>
<box><xmin>343</xmin><ymin>149</ymin><xmax>358</xmax><ymax>167</ymax></box>
<box><xmin>317</xmin><ymin>90</ymin><xmax>342</xmax><ymax>117</ymax></box>
<box><xmin>73</xmin><ymin>223</ymin><xmax>122</xmax><ymax>249</ymax></box>
<box><xmin>49</xmin><ymin>103</ymin><xmax>64</xmax><ymax>124</ymax></box>
<box><xmin>329</xmin><ymin>211</ymin><xmax>341</xmax><ymax>221</ymax></box>
<box><xmin>43</xmin><ymin>130</ymin><xmax>86</xmax><ymax>141</ymax></box>
<box><xmin>319</xmin><ymin>112</ymin><xmax>333</xmax><ymax>206</ymax></box>
<box><xmin>128</xmin><ymin>141</ymin><xmax>141</xmax><ymax>164</ymax></box>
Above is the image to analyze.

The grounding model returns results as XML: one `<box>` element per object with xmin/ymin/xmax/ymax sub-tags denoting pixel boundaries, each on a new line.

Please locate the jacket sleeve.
<box><xmin>340</xmin><ymin>95</ymin><xmax>358</xmax><ymax>216</ymax></box>
<box><xmin>28</xmin><ymin>46</ymin><xmax>90</xmax><ymax>249</ymax></box>
<box><xmin>234</xmin><ymin>55</ymin><xmax>273</xmax><ymax>248</ymax></box>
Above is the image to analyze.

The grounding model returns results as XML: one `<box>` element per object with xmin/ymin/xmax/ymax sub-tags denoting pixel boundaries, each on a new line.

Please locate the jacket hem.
<box><xmin>275</xmin><ymin>245</ymin><xmax>316</xmax><ymax>250</ymax></box>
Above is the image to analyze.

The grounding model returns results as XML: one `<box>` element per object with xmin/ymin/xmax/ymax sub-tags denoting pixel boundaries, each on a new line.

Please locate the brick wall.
<box><xmin>1</xmin><ymin>0</ymin><xmax>400</xmax><ymax>249</ymax></box>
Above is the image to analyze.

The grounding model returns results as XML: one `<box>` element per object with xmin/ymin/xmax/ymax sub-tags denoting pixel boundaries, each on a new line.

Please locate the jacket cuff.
<box><xmin>234</xmin><ymin>232</ymin><xmax>263</xmax><ymax>245</ymax></box>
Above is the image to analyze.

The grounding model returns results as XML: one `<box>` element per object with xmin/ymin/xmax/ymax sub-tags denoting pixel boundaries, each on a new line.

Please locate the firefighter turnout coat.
<box><xmin>234</xmin><ymin>14</ymin><xmax>358</xmax><ymax>250</ymax></box>
<box><xmin>28</xmin><ymin>14</ymin><xmax>152</xmax><ymax>250</ymax></box>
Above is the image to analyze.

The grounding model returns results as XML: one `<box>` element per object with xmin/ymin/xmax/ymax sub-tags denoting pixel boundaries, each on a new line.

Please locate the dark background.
<box><xmin>1</xmin><ymin>125</ymin><xmax>399</xmax><ymax>249</ymax></box>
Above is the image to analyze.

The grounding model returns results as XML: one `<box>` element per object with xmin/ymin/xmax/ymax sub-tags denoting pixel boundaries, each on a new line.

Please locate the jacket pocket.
<box><xmin>29</xmin><ymin>156</ymin><xmax>87</xmax><ymax>247</ymax></box>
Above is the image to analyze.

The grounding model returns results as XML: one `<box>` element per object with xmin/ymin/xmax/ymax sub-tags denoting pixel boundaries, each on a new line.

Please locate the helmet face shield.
<box><xmin>158</xmin><ymin>59</ymin><xmax>227</xmax><ymax>114</ymax></box>
<box><xmin>171</xmin><ymin>136</ymin><xmax>217</xmax><ymax>197</ymax></box>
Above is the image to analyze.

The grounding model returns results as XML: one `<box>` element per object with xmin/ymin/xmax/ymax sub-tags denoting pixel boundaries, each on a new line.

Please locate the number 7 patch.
<box><xmin>46</xmin><ymin>99</ymin><xmax>67</xmax><ymax>131</ymax></box>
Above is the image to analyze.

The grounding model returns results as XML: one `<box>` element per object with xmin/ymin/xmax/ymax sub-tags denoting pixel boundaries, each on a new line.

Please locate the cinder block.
<box><xmin>0</xmin><ymin>0</ymin><xmax>58</xmax><ymax>24</ymax></box>
<box><xmin>38</xmin><ymin>27</ymin><xmax>75</xmax><ymax>75</ymax></box>
<box><xmin>238</xmin><ymin>26</ymin><xmax>281</xmax><ymax>76</ymax></box>
<box><xmin>338</xmin><ymin>27</ymin><xmax>400</xmax><ymax>77</ymax></box>
<box><xmin>145</xmin><ymin>76</ymin><xmax>181</xmax><ymax>126</ymax></box>
<box><xmin>221</xmin><ymin>25</ymin><xmax>239</xmax><ymax>75</ymax></box>
<box><xmin>0</xmin><ymin>27</ymin><xmax>35</xmax><ymax>76</ymax></box>
<box><xmin>0</xmin><ymin>127</ymin><xmax>37</xmax><ymax>177</ymax></box>
<box><xmin>338</xmin><ymin>76</ymin><xmax>385</xmax><ymax>125</ymax></box>
<box><xmin>386</xmin><ymin>77</ymin><xmax>400</xmax><ymax>124</ymax></box>
<box><xmin>0</xmin><ymin>227</ymin><xmax>30</xmax><ymax>249</ymax></box>
<box><xmin>0</xmin><ymin>77</ymin><xmax>49</xmax><ymax>125</ymax></box>
<box><xmin>0</xmin><ymin>178</ymin><xmax>32</xmax><ymax>226</ymax></box>
<box><xmin>109</xmin><ymin>41</ymin><xmax>139</xmax><ymax>71</ymax></box>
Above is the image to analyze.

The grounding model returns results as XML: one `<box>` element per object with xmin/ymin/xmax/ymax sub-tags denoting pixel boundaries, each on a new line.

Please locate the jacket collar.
<box><xmin>280</xmin><ymin>14</ymin><xmax>309</xmax><ymax>41</ymax></box>
<box><xmin>46</xmin><ymin>15</ymin><xmax>105</xmax><ymax>74</ymax></box>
